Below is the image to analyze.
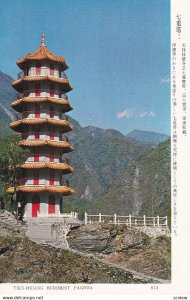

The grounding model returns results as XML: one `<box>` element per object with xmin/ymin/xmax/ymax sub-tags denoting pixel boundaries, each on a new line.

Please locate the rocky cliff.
<box><xmin>0</xmin><ymin>220</ymin><xmax>163</xmax><ymax>283</ymax></box>
<box><xmin>67</xmin><ymin>224</ymin><xmax>171</xmax><ymax>280</ymax></box>
<box><xmin>88</xmin><ymin>139</ymin><xmax>171</xmax><ymax>226</ymax></box>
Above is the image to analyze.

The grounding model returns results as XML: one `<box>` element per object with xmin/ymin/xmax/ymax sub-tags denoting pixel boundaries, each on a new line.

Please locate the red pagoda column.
<box><xmin>7</xmin><ymin>34</ymin><xmax>75</xmax><ymax>218</ymax></box>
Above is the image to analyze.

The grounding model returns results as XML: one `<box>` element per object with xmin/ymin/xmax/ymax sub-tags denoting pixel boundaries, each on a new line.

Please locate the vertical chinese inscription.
<box><xmin>172</xmin><ymin>43</ymin><xmax>177</xmax><ymax>237</ymax></box>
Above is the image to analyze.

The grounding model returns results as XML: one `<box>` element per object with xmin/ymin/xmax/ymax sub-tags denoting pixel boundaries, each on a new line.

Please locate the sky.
<box><xmin>0</xmin><ymin>0</ymin><xmax>170</xmax><ymax>135</ymax></box>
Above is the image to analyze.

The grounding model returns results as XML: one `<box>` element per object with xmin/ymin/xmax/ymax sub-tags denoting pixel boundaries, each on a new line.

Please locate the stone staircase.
<box><xmin>25</xmin><ymin>222</ymin><xmax>70</xmax><ymax>249</ymax></box>
<box><xmin>26</xmin><ymin>224</ymin><xmax>57</xmax><ymax>243</ymax></box>
<box><xmin>25</xmin><ymin>217</ymin><xmax>82</xmax><ymax>249</ymax></box>
<box><xmin>0</xmin><ymin>211</ymin><xmax>81</xmax><ymax>249</ymax></box>
<box><xmin>0</xmin><ymin>210</ymin><xmax>28</xmax><ymax>233</ymax></box>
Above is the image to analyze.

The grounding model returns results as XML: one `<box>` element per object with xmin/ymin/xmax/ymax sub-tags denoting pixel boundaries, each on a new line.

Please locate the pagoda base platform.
<box><xmin>15</xmin><ymin>192</ymin><xmax>74</xmax><ymax>219</ymax></box>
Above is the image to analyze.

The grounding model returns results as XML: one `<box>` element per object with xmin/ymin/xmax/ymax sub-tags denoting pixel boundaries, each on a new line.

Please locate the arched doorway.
<box><xmin>32</xmin><ymin>194</ymin><xmax>40</xmax><ymax>217</ymax></box>
<box><xmin>48</xmin><ymin>194</ymin><xmax>55</xmax><ymax>214</ymax></box>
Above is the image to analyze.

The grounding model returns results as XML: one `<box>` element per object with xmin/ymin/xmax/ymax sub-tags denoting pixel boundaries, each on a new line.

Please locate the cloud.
<box><xmin>139</xmin><ymin>111</ymin><xmax>148</xmax><ymax>118</ymax></box>
<box><xmin>117</xmin><ymin>108</ymin><xmax>134</xmax><ymax>119</ymax></box>
<box><xmin>148</xmin><ymin>111</ymin><xmax>156</xmax><ymax>117</ymax></box>
<box><xmin>117</xmin><ymin>108</ymin><xmax>156</xmax><ymax>119</ymax></box>
<box><xmin>160</xmin><ymin>77</ymin><xmax>170</xmax><ymax>84</ymax></box>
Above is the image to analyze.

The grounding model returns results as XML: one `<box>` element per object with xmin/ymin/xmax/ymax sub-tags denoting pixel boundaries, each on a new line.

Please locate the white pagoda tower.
<box><xmin>7</xmin><ymin>34</ymin><xmax>75</xmax><ymax>218</ymax></box>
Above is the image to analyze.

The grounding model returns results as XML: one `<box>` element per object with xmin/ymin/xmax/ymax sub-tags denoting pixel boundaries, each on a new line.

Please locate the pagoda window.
<box><xmin>50</xmin><ymin>149</ymin><xmax>54</xmax><ymax>162</ymax></box>
<box><xmin>49</xmin><ymin>170</ymin><xmax>54</xmax><ymax>186</ymax></box>
<box><xmin>50</xmin><ymin>64</ymin><xmax>54</xmax><ymax>76</ymax></box>
<box><xmin>36</xmin><ymin>63</ymin><xmax>41</xmax><ymax>76</ymax></box>
<box><xmin>59</xmin><ymin>68</ymin><xmax>62</xmax><ymax>78</ymax></box>
<box><xmin>59</xmin><ymin>173</ymin><xmax>62</xmax><ymax>184</ymax></box>
<box><xmin>35</xmin><ymin>103</ymin><xmax>40</xmax><ymax>118</ymax></box>
<box><xmin>49</xmin><ymin>130</ymin><xmax>54</xmax><ymax>141</ymax></box>
<box><xmin>34</xmin><ymin>147</ymin><xmax>39</xmax><ymax>162</ymax></box>
<box><xmin>35</xmin><ymin>83</ymin><xmax>40</xmax><ymax>97</ymax></box>
<box><xmin>24</xmin><ymin>69</ymin><xmax>29</xmax><ymax>76</ymax></box>
<box><xmin>33</xmin><ymin>169</ymin><xmax>39</xmax><ymax>185</ymax></box>
<box><xmin>50</xmin><ymin>84</ymin><xmax>54</xmax><ymax>97</ymax></box>
<box><xmin>23</xmin><ymin>105</ymin><xmax>27</xmax><ymax>118</ymax></box>
<box><xmin>50</xmin><ymin>105</ymin><xmax>54</xmax><ymax>118</ymax></box>
<box><xmin>34</xmin><ymin>125</ymin><xmax>40</xmax><ymax>140</ymax></box>
<box><xmin>59</xmin><ymin>131</ymin><xmax>62</xmax><ymax>141</ymax></box>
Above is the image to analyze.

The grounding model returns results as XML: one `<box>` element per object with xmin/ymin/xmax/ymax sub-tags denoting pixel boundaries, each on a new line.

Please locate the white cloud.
<box><xmin>117</xmin><ymin>108</ymin><xmax>156</xmax><ymax>119</ymax></box>
<box><xmin>148</xmin><ymin>111</ymin><xmax>156</xmax><ymax>117</ymax></box>
<box><xmin>139</xmin><ymin>111</ymin><xmax>148</xmax><ymax>118</ymax></box>
<box><xmin>117</xmin><ymin>108</ymin><xmax>134</xmax><ymax>119</ymax></box>
<box><xmin>160</xmin><ymin>77</ymin><xmax>170</xmax><ymax>84</ymax></box>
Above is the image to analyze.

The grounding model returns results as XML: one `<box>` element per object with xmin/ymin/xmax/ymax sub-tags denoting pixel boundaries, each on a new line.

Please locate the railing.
<box><xmin>26</xmin><ymin>153</ymin><xmax>69</xmax><ymax>164</ymax></box>
<box><xmin>25</xmin><ymin>154</ymin><xmax>69</xmax><ymax>164</ymax></box>
<box><xmin>21</xmin><ymin>132</ymin><xmax>69</xmax><ymax>142</ymax></box>
<box><xmin>37</xmin><ymin>211</ymin><xmax>78</xmax><ymax>219</ymax></box>
<box><xmin>17</xmin><ymin>68</ymin><xmax>67</xmax><ymax>80</ymax></box>
<box><xmin>26</xmin><ymin>156</ymin><xmax>60</xmax><ymax>163</ymax></box>
<box><xmin>17</xmin><ymin>89</ymin><xmax>68</xmax><ymax>100</ymax></box>
<box><xmin>84</xmin><ymin>213</ymin><xmax>168</xmax><ymax>227</ymax></box>
<box><xmin>18</xmin><ymin>178</ymin><xmax>70</xmax><ymax>187</ymax></box>
<box><xmin>15</xmin><ymin>111</ymin><xmax>68</xmax><ymax>121</ymax></box>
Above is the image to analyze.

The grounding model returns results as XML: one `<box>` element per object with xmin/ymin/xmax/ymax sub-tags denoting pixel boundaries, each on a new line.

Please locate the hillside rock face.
<box><xmin>0</xmin><ymin>71</ymin><xmax>16</xmax><ymax>135</ymax></box>
<box><xmin>83</xmin><ymin>126</ymin><xmax>125</xmax><ymax>139</ymax></box>
<box><xmin>63</xmin><ymin>116</ymin><xmax>152</xmax><ymax>213</ymax></box>
<box><xmin>0</xmin><ymin>221</ymin><xmax>158</xmax><ymax>283</ymax></box>
<box><xmin>67</xmin><ymin>224</ymin><xmax>148</xmax><ymax>254</ymax></box>
<box><xmin>90</xmin><ymin>139</ymin><xmax>171</xmax><ymax>225</ymax></box>
<box><xmin>0</xmin><ymin>71</ymin><xmax>15</xmax><ymax>118</ymax></box>
<box><xmin>67</xmin><ymin>224</ymin><xmax>171</xmax><ymax>280</ymax></box>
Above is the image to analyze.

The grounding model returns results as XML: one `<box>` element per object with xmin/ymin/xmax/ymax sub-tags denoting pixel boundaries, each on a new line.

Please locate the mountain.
<box><xmin>82</xmin><ymin>126</ymin><xmax>125</xmax><ymax>139</ymax></box>
<box><xmin>87</xmin><ymin>139</ymin><xmax>171</xmax><ymax>225</ymax></box>
<box><xmin>126</xmin><ymin>129</ymin><xmax>169</xmax><ymax>145</ymax></box>
<box><xmin>0</xmin><ymin>70</ymin><xmax>170</xmax><ymax>221</ymax></box>
<box><xmin>0</xmin><ymin>71</ymin><xmax>16</xmax><ymax>135</ymax></box>
<box><xmin>64</xmin><ymin>117</ymin><xmax>152</xmax><ymax>213</ymax></box>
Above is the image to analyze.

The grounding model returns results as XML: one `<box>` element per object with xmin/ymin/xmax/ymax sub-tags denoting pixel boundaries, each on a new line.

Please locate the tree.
<box><xmin>0</xmin><ymin>135</ymin><xmax>30</xmax><ymax>213</ymax></box>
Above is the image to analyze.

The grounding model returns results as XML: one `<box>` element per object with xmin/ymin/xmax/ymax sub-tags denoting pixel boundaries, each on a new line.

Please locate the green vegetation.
<box><xmin>0</xmin><ymin>70</ymin><xmax>16</xmax><ymax>137</ymax></box>
<box><xmin>126</xmin><ymin>129</ymin><xmax>169</xmax><ymax>144</ymax></box>
<box><xmin>0</xmin><ymin>223</ymin><xmax>150</xmax><ymax>283</ymax></box>
<box><xmin>0</xmin><ymin>135</ymin><xmax>29</xmax><ymax>211</ymax></box>
<box><xmin>63</xmin><ymin>118</ymin><xmax>152</xmax><ymax>216</ymax></box>
<box><xmin>67</xmin><ymin>224</ymin><xmax>171</xmax><ymax>280</ymax></box>
<box><xmin>0</xmin><ymin>70</ymin><xmax>171</xmax><ymax>223</ymax></box>
<box><xmin>87</xmin><ymin>139</ymin><xmax>171</xmax><ymax>226</ymax></box>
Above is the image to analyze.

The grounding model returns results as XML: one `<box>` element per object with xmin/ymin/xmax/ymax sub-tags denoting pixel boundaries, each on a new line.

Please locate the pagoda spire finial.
<box><xmin>41</xmin><ymin>33</ymin><xmax>45</xmax><ymax>46</ymax></box>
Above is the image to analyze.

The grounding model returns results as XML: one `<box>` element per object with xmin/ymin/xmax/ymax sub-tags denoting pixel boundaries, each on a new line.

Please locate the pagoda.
<box><xmin>7</xmin><ymin>33</ymin><xmax>75</xmax><ymax>218</ymax></box>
